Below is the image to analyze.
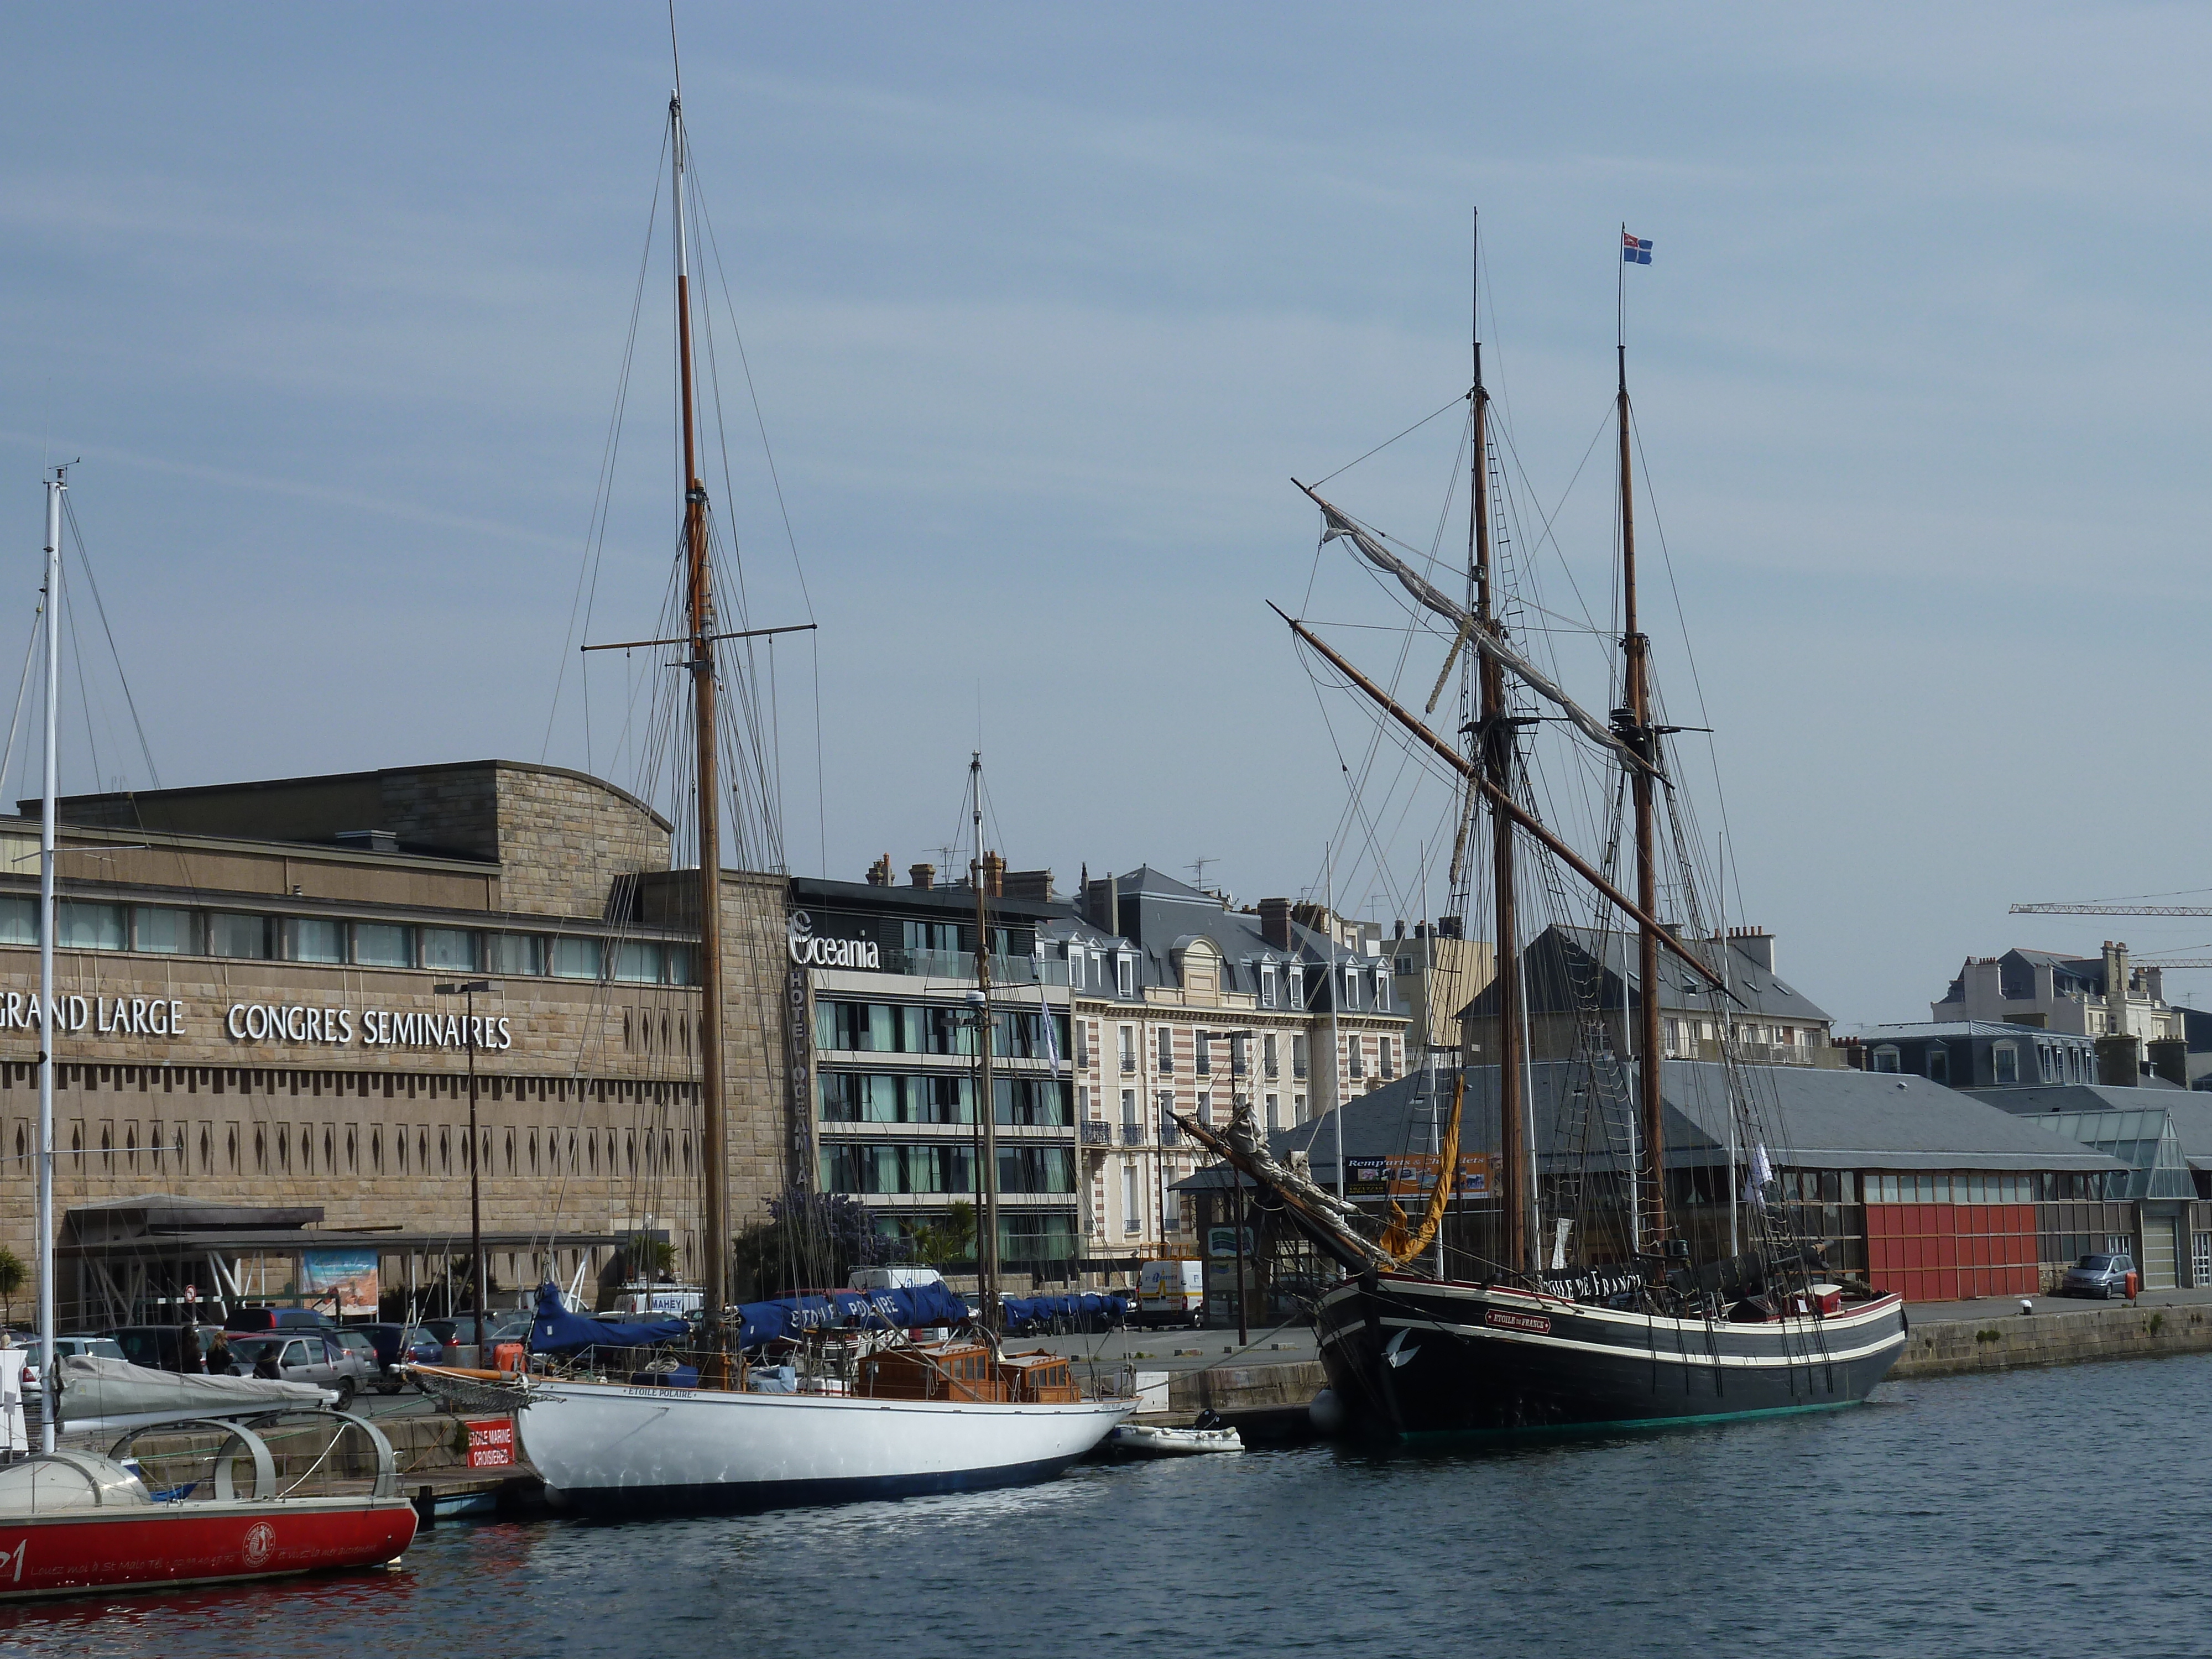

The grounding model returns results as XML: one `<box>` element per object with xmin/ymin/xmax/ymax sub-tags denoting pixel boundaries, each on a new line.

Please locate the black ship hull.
<box><xmin>1316</xmin><ymin>1274</ymin><xmax>1909</xmax><ymax>1438</ymax></box>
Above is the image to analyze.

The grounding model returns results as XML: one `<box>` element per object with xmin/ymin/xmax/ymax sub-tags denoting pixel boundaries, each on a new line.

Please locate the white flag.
<box><xmin>1745</xmin><ymin>1142</ymin><xmax>1773</xmax><ymax>1209</ymax></box>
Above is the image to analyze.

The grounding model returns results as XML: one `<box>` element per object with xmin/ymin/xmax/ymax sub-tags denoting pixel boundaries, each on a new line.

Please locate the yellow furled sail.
<box><xmin>1389</xmin><ymin>1074</ymin><xmax>1463</xmax><ymax>1266</ymax></box>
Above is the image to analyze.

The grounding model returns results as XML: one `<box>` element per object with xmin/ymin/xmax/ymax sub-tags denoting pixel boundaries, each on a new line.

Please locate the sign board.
<box><xmin>1345</xmin><ymin>1152</ymin><xmax>1492</xmax><ymax>1201</ymax></box>
<box><xmin>787</xmin><ymin>911</ymin><xmax>881</xmax><ymax>971</ymax></box>
<box><xmin>465</xmin><ymin>1418</ymin><xmax>516</xmax><ymax>1469</ymax></box>
<box><xmin>1206</xmin><ymin>1227</ymin><xmax>1254</xmax><ymax>1259</ymax></box>
<box><xmin>300</xmin><ymin>1250</ymin><xmax>380</xmax><ymax>1318</ymax></box>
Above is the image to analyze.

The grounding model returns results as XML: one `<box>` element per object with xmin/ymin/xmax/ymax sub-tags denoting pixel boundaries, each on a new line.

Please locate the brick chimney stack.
<box><xmin>1259</xmin><ymin>898</ymin><xmax>1294</xmax><ymax>951</ymax></box>
<box><xmin>865</xmin><ymin>854</ymin><xmax>892</xmax><ymax>887</ymax></box>
<box><xmin>982</xmin><ymin>852</ymin><xmax>1005</xmax><ymax>898</ymax></box>
<box><xmin>909</xmin><ymin>863</ymin><xmax>935</xmax><ymax>890</ymax></box>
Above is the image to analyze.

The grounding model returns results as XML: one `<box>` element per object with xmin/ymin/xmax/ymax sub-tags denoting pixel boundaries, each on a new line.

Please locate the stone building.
<box><xmin>1047</xmin><ymin>867</ymin><xmax>1410</xmax><ymax>1271</ymax></box>
<box><xmin>0</xmin><ymin>760</ymin><xmax>790</xmax><ymax>1326</ymax></box>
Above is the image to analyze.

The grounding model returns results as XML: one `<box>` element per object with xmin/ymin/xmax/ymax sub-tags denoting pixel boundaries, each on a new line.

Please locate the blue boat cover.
<box><xmin>734</xmin><ymin>1282</ymin><xmax>973</xmax><ymax>1349</ymax></box>
<box><xmin>1000</xmin><ymin>1292</ymin><xmax>1131</xmax><ymax>1334</ymax></box>
<box><xmin>528</xmin><ymin>1282</ymin><xmax>690</xmax><ymax>1355</ymax></box>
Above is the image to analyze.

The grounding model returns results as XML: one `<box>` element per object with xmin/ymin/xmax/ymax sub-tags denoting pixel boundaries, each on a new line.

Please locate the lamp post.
<box><xmin>436</xmin><ymin>979</ymin><xmax>494</xmax><ymax>1339</ymax></box>
<box><xmin>1203</xmin><ymin>1027</ymin><xmax>1256</xmax><ymax>1343</ymax></box>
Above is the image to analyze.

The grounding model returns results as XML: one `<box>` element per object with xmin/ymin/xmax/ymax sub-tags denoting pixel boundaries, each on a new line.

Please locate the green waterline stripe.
<box><xmin>1391</xmin><ymin>1397</ymin><xmax>1864</xmax><ymax>1442</ymax></box>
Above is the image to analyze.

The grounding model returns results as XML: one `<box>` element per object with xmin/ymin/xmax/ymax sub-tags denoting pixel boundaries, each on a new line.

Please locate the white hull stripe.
<box><xmin>1319</xmin><ymin>1313</ymin><xmax>1907</xmax><ymax>1371</ymax></box>
<box><xmin>1321</xmin><ymin>1280</ymin><xmax>1906</xmax><ymax>1338</ymax></box>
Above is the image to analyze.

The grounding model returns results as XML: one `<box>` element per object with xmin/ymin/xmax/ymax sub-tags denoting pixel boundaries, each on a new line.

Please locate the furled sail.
<box><xmin>1177</xmin><ymin>1103</ymin><xmax>1395</xmax><ymax>1273</ymax></box>
<box><xmin>1383</xmin><ymin>1074</ymin><xmax>1463</xmax><ymax>1266</ymax></box>
<box><xmin>1299</xmin><ymin>482</ymin><xmax>1657</xmax><ymax>781</ymax></box>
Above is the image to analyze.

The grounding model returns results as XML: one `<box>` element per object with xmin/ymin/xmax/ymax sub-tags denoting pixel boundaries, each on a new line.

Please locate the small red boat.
<box><xmin>0</xmin><ymin>1413</ymin><xmax>418</xmax><ymax>1601</ymax></box>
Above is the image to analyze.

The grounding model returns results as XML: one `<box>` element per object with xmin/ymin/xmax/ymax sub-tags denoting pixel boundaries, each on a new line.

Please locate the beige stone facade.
<box><xmin>0</xmin><ymin>761</ymin><xmax>792</xmax><ymax>1323</ymax></box>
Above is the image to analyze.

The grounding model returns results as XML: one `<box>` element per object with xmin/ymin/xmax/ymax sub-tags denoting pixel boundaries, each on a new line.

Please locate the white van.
<box><xmin>1136</xmin><ymin>1260</ymin><xmax>1205</xmax><ymax>1329</ymax></box>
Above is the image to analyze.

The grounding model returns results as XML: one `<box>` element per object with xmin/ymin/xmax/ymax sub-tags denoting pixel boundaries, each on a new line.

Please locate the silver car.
<box><xmin>229</xmin><ymin>1332</ymin><xmax>373</xmax><ymax>1407</ymax></box>
<box><xmin>2062</xmin><ymin>1252</ymin><xmax>2136</xmax><ymax>1298</ymax></box>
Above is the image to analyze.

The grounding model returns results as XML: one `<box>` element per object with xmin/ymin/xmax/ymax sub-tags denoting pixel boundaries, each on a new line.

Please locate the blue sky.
<box><xmin>5</xmin><ymin>4</ymin><xmax>2211</xmax><ymax>1025</ymax></box>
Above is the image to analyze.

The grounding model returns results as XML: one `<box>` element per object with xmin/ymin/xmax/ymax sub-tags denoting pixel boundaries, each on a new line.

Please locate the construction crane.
<box><xmin>2010</xmin><ymin>901</ymin><xmax>2212</xmax><ymax>917</ymax></box>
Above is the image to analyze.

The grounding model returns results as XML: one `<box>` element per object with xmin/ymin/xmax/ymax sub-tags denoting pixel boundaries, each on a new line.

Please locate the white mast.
<box><xmin>36</xmin><ymin>468</ymin><xmax>62</xmax><ymax>1451</ymax></box>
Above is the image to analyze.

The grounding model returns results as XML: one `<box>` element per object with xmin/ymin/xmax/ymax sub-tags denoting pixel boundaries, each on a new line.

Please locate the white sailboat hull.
<box><xmin>517</xmin><ymin>1380</ymin><xmax>1131</xmax><ymax>1514</ymax></box>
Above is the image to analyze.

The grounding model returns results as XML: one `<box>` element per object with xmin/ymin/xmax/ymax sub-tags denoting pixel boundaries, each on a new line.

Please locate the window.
<box><xmin>1261</xmin><ymin>964</ymin><xmax>1279</xmax><ymax>1008</ymax></box>
<box><xmin>422</xmin><ymin>928</ymin><xmax>478</xmax><ymax>972</ymax></box>
<box><xmin>1157</xmin><ymin>1028</ymin><xmax>1175</xmax><ymax>1073</ymax></box>
<box><xmin>1264</xmin><ymin>1033</ymin><xmax>1279</xmax><ymax>1078</ymax></box>
<box><xmin>1118</xmin><ymin>1025</ymin><xmax>1136</xmax><ymax>1073</ymax></box>
<box><xmin>1927</xmin><ymin>1046</ymin><xmax>1949</xmax><ymax>1084</ymax></box>
<box><xmin>1375</xmin><ymin>972</ymin><xmax>1391</xmax><ymax>1012</ymax></box>
<box><xmin>1293</xmin><ymin>1034</ymin><xmax>1310</xmax><ymax>1079</ymax></box>
<box><xmin>353</xmin><ymin>923</ymin><xmax>414</xmax><ymax>968</ymax></box>
<box><xmin>1265</xmin><ymin>1093</ymin><xmax>1280</xmax><ymax>1130</ymax></box>
<box><xmin>1994</xmin><ymin>1043</ymin><xmax>2018</xmax><ymax>1085</ymax></box>
<box><xmin>1122</xmin><ymin>1163</ymin><xmax>1140</xmax><ymax>1234</ymax></box>
<box><xmin>1162</xmin><ymin>1178</ymin><xmax>1181</xmax><ymax>1230</ymax></box>
<box><xmin>132</xmin><ymin>906</ymin><xmax>196</xmax><ymax>954</ymax></box>
<box><xmin>282</xmin><ymin>917</ymin><xmax>346</xmax><ymax>963</ymax></box>
<box><xmin>1115</xmin><ymin>954</ymin><xmax>1135</xmax><ymax>998</ymax></box>
<box><xmin>1665</xmin><ymin>1018</ymin><xmax>1683</xmax><ymax>1057</ymax></box>
<box><xmin>1197</xmin><ymin>1090</ymin><xmax>1212</xmax><ymax>1127</ymax></box>
<box><xmin>486</xmin><ymin>932</ymin><xmax>543</xmax><ymax>975</ymax></box>
<box><xmin>2037</xmin><ymin>1045</ymin><xmax>2054</xmax><ymax>1084</ymax></box>
<box><xmin>1073</xmin><ymin>1020</ymin><xmax>1089</xmax><ymax>1067</ymax></box>
<box><xmin>1872</xmin><ymin>1046</ymin><xmax>1900</xmax><ymax>1073</ymax></box>
<box><xmin>58</xmin><ymin>901</ymin><xmax>123</xmax><ymax>951</ymax></box>
<box><xmin>612</xmin><ymin>940</ymin><xmax>664</xmax><ymax>984</ymax></box>
<box><xmin>1349</xmin><ymin>1037</ymin><xmax>1365</xmax><ymax>1079</ymax></box>
<box><xmin>1293</xmin><ymin>1094</ymin><xmax>1306</xmax><ymax>1121</ymax></box>
<box><xmin>1289</xmin><ymin>965</ymin><xmax>1305</xmax><ymax>1006</ymax></box>
<box><xmin>1380</xmin><ymin>1037</ymin><xmax>1395</xmax><ymax>1079</ymax></box>
<box><xmin>207</xmin><ymin>912</ymin><xmax>270</xmax><ymax>959</ymax></box>
<box><xmin>1342</xmin><ymin>966</ymin><xmax>1360</xmax><ymax>1010</ymax></box>
<box><xmin>549</xmin><ymin>936</ymin><xmax>602</xmax><ymax>980</ymax></box>
<box><xmin>1120</xmin><ymin>1088</ymin><xmax>1138</xmax><ymax>1128</ymax></box>
<box><xmin>1195</xmin><ymin>1034</ymin><xmax>1211</xmax><ymax>1076</ymax></box>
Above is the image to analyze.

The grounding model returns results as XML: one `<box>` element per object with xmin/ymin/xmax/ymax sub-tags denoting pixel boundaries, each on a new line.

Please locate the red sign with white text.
<box><xmin>465</xmin><ymin>1418</ymin><xmax>515</xmax><ymax>1469</ymax></box>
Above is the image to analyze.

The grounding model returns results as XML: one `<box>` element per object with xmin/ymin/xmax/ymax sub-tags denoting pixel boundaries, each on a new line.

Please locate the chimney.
<box><xmin>1437</xmin><ymin>915</ymin><xmax>1464</xmax><ymax>941</ymax></box>
<box><xmin>2148</xmin><ymin>1036</ymin><xmax>2189</xmax><ymax>1088</ymax></box>
<box><xmin>982</xmin><ymin>852</ymin><xmax>1005</xmax><ymax>898</ymax></box>
<box><xmin>866</xmin><ymin>854</ymin><xmax>892</xmax><ymax>887</ymax></box>
<box><xmin>2096</xmin><ymin>940</ymin><xmax>2140</xmax><ymax>1085</ymax></box>
<box><xmin>1394</xmin><ymin>919</ymin><xmax>1407</xmax><ymax>940</ymax></box>
<box><xmin>909</xmin><ymin>863</ymin><xmax>935</xmax><ymax>890</ymax></box>
<box><xmin>1725</xmin><ymin>926</ymin><xmax>1775</xmax><ymax>974</ymax></box>
<box><xmin>1259</xmin><ymin>898</ymin><xmax>1294</xmax><ymax>952</ymax></box>
<box><xmin>1109</xmin><ymin>874</ymin><xmax>1122</xmax><ymax>941</ymax></box>
<box><xmin>1001</xmin><ymin>868</ymin><xmax>1054</xmax><ymax>902</ymax></box>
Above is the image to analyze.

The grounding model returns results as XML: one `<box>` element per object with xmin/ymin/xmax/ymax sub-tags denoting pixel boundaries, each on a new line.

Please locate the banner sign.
<box><xmin>300</xmin><ymin>1249</ymin><xmax>380</xmax><ymax>1317</ymax></box>
<box><xmin>1345</xmin><ymin>1152</ymin><xmax>1491</xmax><ymax>1201</ymax></box>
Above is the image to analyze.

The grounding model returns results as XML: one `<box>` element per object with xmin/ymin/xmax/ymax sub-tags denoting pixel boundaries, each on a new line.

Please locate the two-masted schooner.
<box><xmin>505</xmin><ymin>80</ymin><xmax>1126</xmax><ymax>1514</ymax></box>
<box><xmin>1187</xmin><ymin>225</ymin><xmax>1907</xmax><ymax>1435</ymax></box>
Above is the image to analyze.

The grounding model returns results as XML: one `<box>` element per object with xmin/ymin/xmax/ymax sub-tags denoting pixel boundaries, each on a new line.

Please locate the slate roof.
<box><xmin>1459</xmin><ymin>925</ymin><xmax>1832</xmax><ymax>1025</ymax></box>
<box><xmin>1971</xmin><ymin>1083</ymin><xmax>2212</xmax><ymax>1171</ymax></box>
<box><xmin>1177</xmin><ymin>1061</ymin><xmax>2125</xmax><ymax>1190</ymax></box>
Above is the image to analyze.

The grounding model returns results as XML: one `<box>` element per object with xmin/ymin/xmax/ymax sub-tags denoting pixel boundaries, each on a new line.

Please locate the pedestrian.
<box><xmin>252</xmin><ymin>1345</ymin><xmax>281</xmax><ymax>1381</ymax></box>
<box><xmin>207</xmin><ymin>1333</ymin><xmax>233</xmax><ymax>1376</ymax></box>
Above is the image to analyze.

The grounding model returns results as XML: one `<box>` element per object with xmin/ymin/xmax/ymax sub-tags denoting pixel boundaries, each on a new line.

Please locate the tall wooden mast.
<box><xmin>1470</xmin><ymin>213</ymin><xmax>1528</xmax><ymax>1278</ymax></box>
<box><xmin>672</xmin><ymin>88</ymin><xmax>730</xmax><ymax>1344</ymax></box>
<box><xmin>1616</xmin><ymin>284</ymin><xmax>1666</xmax><ymax>1258</ymax></box>
<box><xmin>970</xmin><ymin>754</ymin><xmax>1001</xmax><ymax>1332</ymax></box>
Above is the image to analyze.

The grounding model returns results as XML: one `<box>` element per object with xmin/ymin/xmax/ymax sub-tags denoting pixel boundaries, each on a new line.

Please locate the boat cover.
<box><xmin>1000</xmin><ymin>1293</ymin><xmax>1130</xmax><ymax>1334</ymax></box>
<box><xmin>56</xmin><ymin>1355</ymin><xmax>326</xmax><ymax>1421</ymax></box>
<box><xmin>734</xmin><ymin>1283</ymin><xmax>972</xmax><ymax>1349</ymax></box>
<box><xmin>528</xmin><ymin>1283</ymin><xmax>689</xmax><ymax>1355</ymax></box>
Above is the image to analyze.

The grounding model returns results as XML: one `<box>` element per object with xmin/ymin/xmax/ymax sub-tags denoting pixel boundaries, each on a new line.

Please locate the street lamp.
<box><xmin>1202</xmin><ymin>1027</ymin><xmax>1256</xmax><ymax>1344</ymax></box>
<box><xmin>436</xmin><ymin>979</ymin><xmax>495</xmax><ymax>1341</ymax></box>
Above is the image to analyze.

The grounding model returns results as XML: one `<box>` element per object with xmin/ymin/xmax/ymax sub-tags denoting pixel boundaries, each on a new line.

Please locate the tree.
<box><xmin>906</xmin><ymin>1201</ymin><xmax>976</xmax><ymax>1267</ymax></box>
<box><xmin>0</xmin><ymin>1247</ymin><xmax>20</xmax><ymax>1328</ymax></box>
<box><xmin>732</xmin><ymin>1187</ymin><xmax>901</xmax><ymax>1298</ymax></box>
<box><xmin>622</xmin><ymin>1234</ymin><xmax>677</xmax><ymax>1283</ymax></box>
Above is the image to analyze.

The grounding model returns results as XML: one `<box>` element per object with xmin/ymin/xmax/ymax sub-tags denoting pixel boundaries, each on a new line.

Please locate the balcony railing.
<box><xmin>1079</xmin><ymin>1121</ymin><xmax>1113</xmax><ymax>1147</ymax></box>
<box><xmin>1119</xmin><ymin>1124</ymin><xmax>1147</xmax><ymax>1146</ymax></box>
<box><xmin>1159</xmin><ymin>1123</ymin><xmax>1184</xmax><ymax>1147</ymax></box>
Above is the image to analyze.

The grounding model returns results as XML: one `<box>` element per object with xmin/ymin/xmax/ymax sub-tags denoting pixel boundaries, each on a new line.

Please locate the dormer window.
<box><xmin>1290</xmin><ymin>964</ymin><xmax>1305</xmax><ymax>1005</ymax></box>
<box><xmin>1261</xmin><ymin>963</ymin><xmax>1279</xmax><ymax>1008</ymax></box>
<box><xmin>1374</xmin><ymin>971</ymin><xmax>1390</xmax><ymax>1012</ymax></box>
<box><xmin>1343</xmin><ymin>965</ymin><xmax>1360</xmax><ymax>1010</ymax></box>
<box><xmin>1115</xmin><ymin>953</ymin><xmax>1134</xmax><ymax>998</ymax></box>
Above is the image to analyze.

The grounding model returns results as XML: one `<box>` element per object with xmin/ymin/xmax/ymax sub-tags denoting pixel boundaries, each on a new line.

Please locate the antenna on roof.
<box><xmin>1188</xmin><ymin>855</ymin><xmax>1218</xmax><ymax>890</ymax></box>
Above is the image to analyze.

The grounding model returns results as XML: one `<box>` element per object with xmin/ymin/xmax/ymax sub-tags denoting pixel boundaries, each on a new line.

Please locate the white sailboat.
<box><xmin>504</xmin><ymin>72</ymin><xmax>1126</xmax><ymax>1516</ymax></box>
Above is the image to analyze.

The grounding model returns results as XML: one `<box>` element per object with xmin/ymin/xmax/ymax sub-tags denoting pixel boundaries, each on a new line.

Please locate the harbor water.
<box><xmin>7</xmin><ymin>1353</ymin><xmax>2208</xmax><ymax>1657</ymax></box>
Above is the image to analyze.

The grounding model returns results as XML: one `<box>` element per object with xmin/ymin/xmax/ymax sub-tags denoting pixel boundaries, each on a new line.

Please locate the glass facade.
<box><xmin>281</xmin><ymin>917</ymin><xmax>346</xmax><ymax>963</ymax></box>
<box><xmin>352</xmin><ymin>923</ymin><xmax>414</xmax><ymax>968</ymax></box>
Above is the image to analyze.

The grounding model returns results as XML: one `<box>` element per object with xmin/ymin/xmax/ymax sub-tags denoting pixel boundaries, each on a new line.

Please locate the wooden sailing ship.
<box><xmin>1187</xmin><ymin>222</ymin><xmax>1907</xmax><ymax>1436</ymax></box>
<box><xmin>507</xmin><ymin>65</ymin><xmax>1128</xmax><ymax>1515</ymax></box>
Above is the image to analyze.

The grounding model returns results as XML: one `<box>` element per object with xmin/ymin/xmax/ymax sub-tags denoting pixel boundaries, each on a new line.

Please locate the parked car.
<box><xmin>2063</xmin><ymin>1253</ymin><xmax>2138</xmax><ymax>1299</ymax></box>
<box><xmin>358</xmin><ymin>1323</ymin><xmax>445</xmax><ymax>1392</ymax></box>
<box><xmin>226</xmin><ymin>1331</ymin><xmax>374</xmax><ymax>1407</ymax></box>
<box><xmin>7</xmin><ymin>1332</ymin><xmax>126</xmax><ymax>1425</ymax></box>
<box><xmin>423</xmin><ymin>1312</ymin><xmax>531</xmax><ymax>1350</ymax></box>
<box><xmin>224</xmin><ymin>1307</ymin><xmax>333</xmax><ymax>1334</ymax></box>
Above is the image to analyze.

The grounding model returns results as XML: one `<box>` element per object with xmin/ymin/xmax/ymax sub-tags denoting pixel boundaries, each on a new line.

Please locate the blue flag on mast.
<box><xmin>1622</xmin><ymin>231</ymin><xmax>1653</xmax><ymax>265</ymax></box>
